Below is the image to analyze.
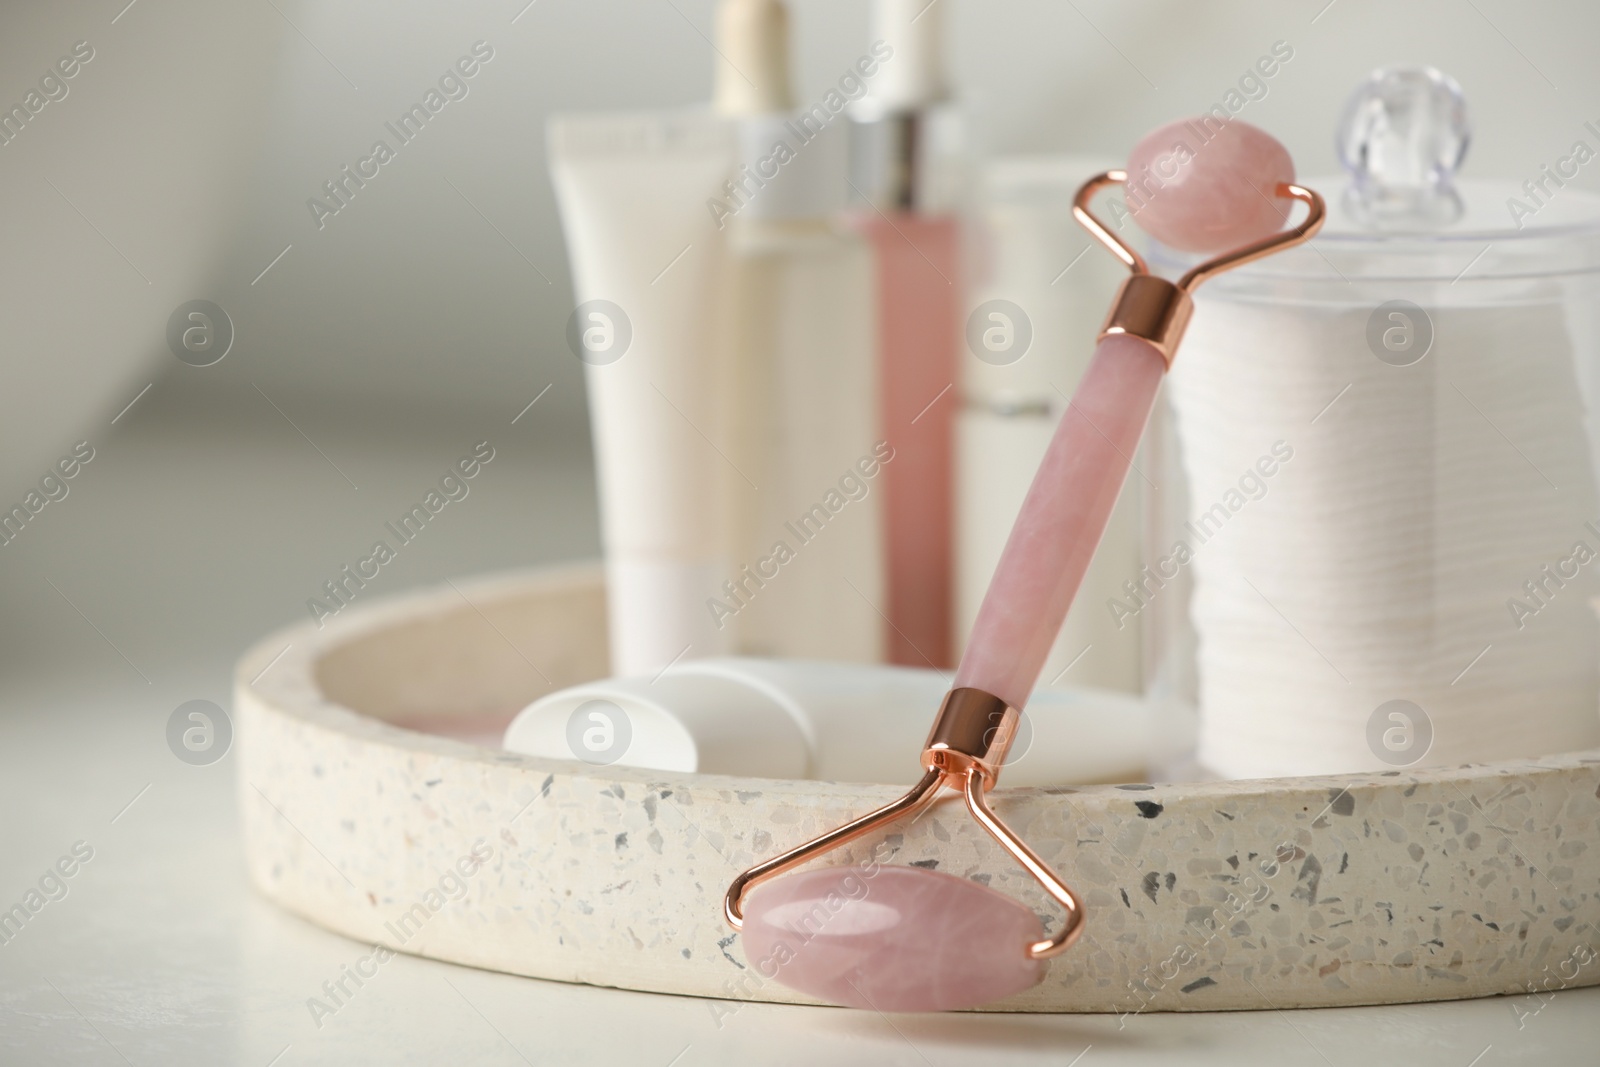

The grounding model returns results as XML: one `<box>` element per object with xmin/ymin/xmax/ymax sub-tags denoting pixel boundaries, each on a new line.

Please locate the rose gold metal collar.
<box><xmin>723</xmin><ymin>687</ymin><xmax>1085</xmax><ymax>961</ymax></box>
<box><xmin>1073</xmin><ymin>171</ymin><xmax>1326</xmax><ymax>366</ymax></box>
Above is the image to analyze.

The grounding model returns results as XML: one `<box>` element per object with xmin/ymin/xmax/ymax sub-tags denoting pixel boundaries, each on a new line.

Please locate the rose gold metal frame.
<box><xmin>1072</xmin><ymin>170</ymin><xmax>1326</xmax><ymax>364</ymax></box>
<box><xmin>964</xmin><ymin>767</ymin><xmax>1085</xmax><ymax>958</ymax></box>
<box><xmin>722</xmin><ymin>766</ymin><xmax>944</xmax><ymax>930</ymax></box>
<box><xmin>723</xmin><ymin>688</ymin><xmax>1085</xmax><ymax>961</ymax></box>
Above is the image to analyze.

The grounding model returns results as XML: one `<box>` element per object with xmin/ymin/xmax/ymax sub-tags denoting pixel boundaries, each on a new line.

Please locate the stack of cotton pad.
<box><xmin>1170</xmin><ymin>293</ymin><xmax>1600</xmax><ymax>778</ymax></box>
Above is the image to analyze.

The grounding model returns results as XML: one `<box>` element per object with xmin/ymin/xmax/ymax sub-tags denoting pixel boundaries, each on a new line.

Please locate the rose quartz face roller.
<box><xmin>723</xmin><ymin>118</ymin><xmax>1326</xmax><ymax>1012</ymax></box>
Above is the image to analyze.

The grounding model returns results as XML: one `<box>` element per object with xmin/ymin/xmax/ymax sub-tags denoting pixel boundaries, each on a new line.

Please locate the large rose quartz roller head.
<box><xmin>724</xmin><ymin>121</ymin><xmax>1325</xmax><ymax>1013</ymax></box>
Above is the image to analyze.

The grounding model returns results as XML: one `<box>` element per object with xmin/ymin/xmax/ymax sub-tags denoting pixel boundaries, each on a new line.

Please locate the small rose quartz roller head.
<box><xmin>723</xmin><ymin>118</ymin><xmax>1326</xmax><ymax>1013</ymax></box>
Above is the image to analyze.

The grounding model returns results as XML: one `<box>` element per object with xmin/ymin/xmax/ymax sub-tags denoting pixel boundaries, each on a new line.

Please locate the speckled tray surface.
<box><xmin>236</xmin><ymin>563</ymin><xmax>1600</xmax><ymax>1012</ymax></box>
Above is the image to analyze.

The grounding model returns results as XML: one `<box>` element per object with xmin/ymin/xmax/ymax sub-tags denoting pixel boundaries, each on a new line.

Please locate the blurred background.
<box><xmin>3</xmin><ymin>0</ymin><xmax>1600</xmax><ymax>684</ymax></box>
<box><xmin>5</xmin><ymin>1</ymin><xmax>1600</xmax><ymax>1061</ymax></box>
<box><xmin>4</xmin><ymin>0</ymin><xmax>1600</xmax><ymax>684</ymax></box>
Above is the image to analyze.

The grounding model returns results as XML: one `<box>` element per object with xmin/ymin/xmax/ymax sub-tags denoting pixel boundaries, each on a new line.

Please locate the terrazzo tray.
<box><xmin>236</xmin><ymin>563</ymin><xmax>1600</xmax><ymax>1012</ymax></box>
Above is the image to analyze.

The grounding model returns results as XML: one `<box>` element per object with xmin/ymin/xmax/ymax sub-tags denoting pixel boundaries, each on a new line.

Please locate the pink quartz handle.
<box><xmin>953</xmin><ymin>333</ymin><xmax>1167</xmax><ymax>711</ymax></box>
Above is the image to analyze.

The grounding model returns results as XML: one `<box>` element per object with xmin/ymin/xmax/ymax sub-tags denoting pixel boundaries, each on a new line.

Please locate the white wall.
<box><xmin>3</xmin><ymin>0</ymin><xmax>1597</xmax><ymax>502</ymax></box>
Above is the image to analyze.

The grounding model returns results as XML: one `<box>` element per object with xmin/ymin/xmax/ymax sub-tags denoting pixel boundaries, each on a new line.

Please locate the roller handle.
<box><xmin>952</xmin><ymin>334</ymin><xmax>1167</xmax><ymax>711</ymax></box>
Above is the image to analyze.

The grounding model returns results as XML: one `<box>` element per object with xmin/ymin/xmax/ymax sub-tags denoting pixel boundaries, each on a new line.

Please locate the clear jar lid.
<box><xmin>1153</xmin><ymin>67</ymin><xmax>1600</xmax><ymax>286</ymax></box>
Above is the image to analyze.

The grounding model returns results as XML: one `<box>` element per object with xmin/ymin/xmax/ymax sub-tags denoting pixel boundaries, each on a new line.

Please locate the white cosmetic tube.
<box><xmin>549</xmin><ymin>113</ymin><xmax>739</xmax><ymax>677</ymax></box>
<box><xmin>503</xmin><ymin>657</ymin><xmax>1151</xmax><ymax>786</ymax></box>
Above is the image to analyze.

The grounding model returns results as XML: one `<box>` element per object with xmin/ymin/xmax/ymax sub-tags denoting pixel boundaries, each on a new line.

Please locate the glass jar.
<box><xmin>1142</xmin><ymin>69</ymin><xmax>1600</xmax><ymax>779</ymax></box>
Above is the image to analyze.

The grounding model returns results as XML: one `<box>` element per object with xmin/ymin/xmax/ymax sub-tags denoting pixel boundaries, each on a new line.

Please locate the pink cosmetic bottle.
<box><xmin>849</xmin><ymin>0</ymin><xmax>963</xmax><ymax>667</ymax></box>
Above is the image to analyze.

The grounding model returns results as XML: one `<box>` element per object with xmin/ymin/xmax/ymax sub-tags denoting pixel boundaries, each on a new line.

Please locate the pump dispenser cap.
<box><xmin>847</xmin><ymin>0</ymin><xmax>958</xmax><ymax>212</ymax></box>
<box><xmin>714</xmin><ymin>0</ymin><xmax>795</xmax><ymax>116</ymax></box>
<box><xmin>853</xmin><ymin>0</ymin><xmax>948</xmax><ymax>118</ymax></box>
